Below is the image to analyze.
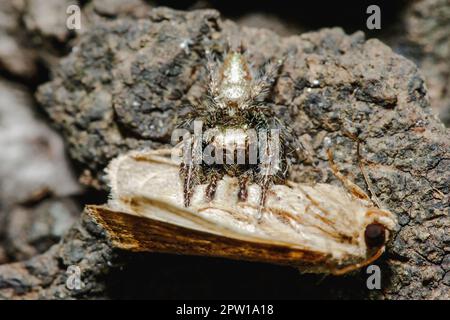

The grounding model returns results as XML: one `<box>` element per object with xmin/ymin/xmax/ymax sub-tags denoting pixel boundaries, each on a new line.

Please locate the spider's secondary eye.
<box><xmin>364</xmin><ymin>223</ymin><xmax>386</xmax><ymax>248</ymax></box>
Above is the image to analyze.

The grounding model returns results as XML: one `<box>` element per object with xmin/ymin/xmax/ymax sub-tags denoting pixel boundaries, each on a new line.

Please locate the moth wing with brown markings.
<box><xmin>91</xmin><ymin>149</ymin><xmax>396</xmax><ymax>275</ymax></box>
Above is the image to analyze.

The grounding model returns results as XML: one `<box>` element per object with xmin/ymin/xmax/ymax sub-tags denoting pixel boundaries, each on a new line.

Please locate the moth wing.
<box><xmin>87</xmin><ymin>204</ymin><xmax>329</xmax><ymax>267</ymax></box>
<box><xmin>106</xmin><ymin>150</ymin><xmax>316</xmax><ymax>249</ymax></box>
<box><xmin>101</xmin><ymin>148</ymin><xmax>396</xmax><ymax>274</ymax></box>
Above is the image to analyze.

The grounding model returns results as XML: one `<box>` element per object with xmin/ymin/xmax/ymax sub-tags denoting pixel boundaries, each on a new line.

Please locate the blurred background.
<box><xmin>0</xmin><ymin>0</ymin><xmax>448</xmax><ymax>298</ymax></box>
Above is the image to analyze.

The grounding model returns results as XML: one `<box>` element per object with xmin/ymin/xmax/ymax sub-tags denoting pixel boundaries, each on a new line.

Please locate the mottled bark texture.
<box><xmin>0</xmin><ymin>213</ymin><xmax>111</xmax><ymax>299</ymax></box>
<box><xmin>388</xmin><ymin>0</ymin><xmax>450</xmax><ymax>126</ymax></box>
<box><xmin>0</xmin><ymin>80</ymin><xmax>82</xmax><ymax>265</ymax></box>
<box><xmin>0</xmin><ymin>7</ymin><xmax>448</xmax><ymax>299</ymax></box>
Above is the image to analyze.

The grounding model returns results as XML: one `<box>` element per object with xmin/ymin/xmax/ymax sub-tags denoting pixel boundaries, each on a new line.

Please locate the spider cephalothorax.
<box><xmin>177</xmin><ymin>46</ymin><xmax>289</xmax><ymax>212</ymax></box>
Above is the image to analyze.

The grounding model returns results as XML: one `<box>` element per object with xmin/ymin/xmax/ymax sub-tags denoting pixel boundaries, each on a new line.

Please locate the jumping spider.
<box><xmin>178</xmin><ymin>45</ymin><xmax>290</xmax><ymax>213</ymax></box>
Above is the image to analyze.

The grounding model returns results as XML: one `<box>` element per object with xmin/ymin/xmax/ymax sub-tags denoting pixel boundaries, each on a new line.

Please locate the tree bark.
<box><xmin>0</xmin><ymin>6</ymin><xmax>448</xmax><ymax>300</ymax></box>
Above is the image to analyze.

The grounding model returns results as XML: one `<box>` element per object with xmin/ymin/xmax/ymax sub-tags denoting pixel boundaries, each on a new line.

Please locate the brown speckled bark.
<box><xmin>0</xmin><ymin>212</ymin><xmax>111</xmax><ymax>299</ymax></box>
<box><xmin>0</xmin><ymin>7</ymin><xmax>448</xmax><ymax>299</ymax></box>
<box><xmin>395</xmin><ymin>0</ymin><xmax>450</xmax><ymax>126</ymax></box>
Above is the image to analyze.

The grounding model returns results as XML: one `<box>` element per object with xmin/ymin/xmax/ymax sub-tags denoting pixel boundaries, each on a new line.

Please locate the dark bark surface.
<box><xmin>0</xmin><ymin>5</ymin><xmax>448</xmax><ymax>299</ymax></box>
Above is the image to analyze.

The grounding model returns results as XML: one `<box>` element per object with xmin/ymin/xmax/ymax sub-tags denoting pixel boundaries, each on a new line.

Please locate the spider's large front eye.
<box><xmin>364</xmin><ymin>223</ymin><xmax>386</xmax><ymax>248</ymax></box>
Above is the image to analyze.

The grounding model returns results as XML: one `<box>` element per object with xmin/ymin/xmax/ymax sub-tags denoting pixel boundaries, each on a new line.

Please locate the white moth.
<box><xmin>88</xmin><ymin>148</ymin><xmax>397</xmax><ymax>275</ymax></box>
